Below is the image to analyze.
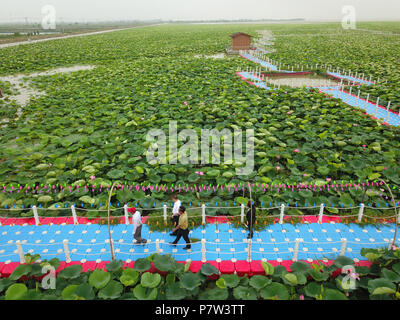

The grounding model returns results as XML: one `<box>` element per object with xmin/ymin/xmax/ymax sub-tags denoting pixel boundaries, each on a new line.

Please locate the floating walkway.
<box><xmin>237</xmin><ymin>50</ymin><xmax>400</xmax><ymax>126</ymax></box>
<box><xmin>240</xmin><ymin>53</ymin><xmax>278</xmax><ymax>71</ymax></box>
<box><xmin>327</xmin><ymin>71</ymin><xmax>375</xmax><ymax>86</ymax></box>
<box><xmin>0</xmin><ymin>220</ymin><xmax>396</xmax><ymax>265</ymax></box>
<box><xmin>236</xmin><ymin>72</ymin><xmax>271</xmax><ymax>89</ymax></box>
<box><xmin>256</xmin><ymin>48</ymin><xmax>270</xmax><ymax>54</ymax></box>
<box><xmin>319</xmin><ymin>87</ymin><xmax>400</xmax><ymax>126</ymax></box>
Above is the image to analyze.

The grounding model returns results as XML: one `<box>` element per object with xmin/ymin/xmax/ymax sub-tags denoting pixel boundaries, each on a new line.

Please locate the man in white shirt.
<box><xmin>128</xmin><ymin>207</ymin><xmax>147</xmax><ymax>244</ymax></box>
<box><xmin>170</xmin><ymin>194</ymin><xmax>181</xmax><ymax>236</ymax></box>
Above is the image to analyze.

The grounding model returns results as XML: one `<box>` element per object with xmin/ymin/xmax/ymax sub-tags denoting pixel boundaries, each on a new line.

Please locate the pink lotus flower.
<box><xmin>276</xmin><ymin>166</ymin><xmax>281</xmax><ymax>171</ymax></box>
<box><xmin>362</xmin><ymin>145</ymin><xmax>366</xmax><ymax>148</ymax></box>
<box><xmin>141</xmin><ymin>117</ymin><xmax>145</xmax><ymax>120</ymax></box>
<box><xmin>294</xmin><ymin>149</ymin><xmax>300</xmax><ymax>153</ymax></box>
<box><xmin>195</xmin><ymin>171</ymin><xmax>204</xmax><ymax>176</ymax></box>
<box><xmin>326</xmin><ymin>178</ymin><xmax>332</xmax><ymax>182</ymax></box>
<box><xmin>184</xmin><ymin>101</ymin><xmax>188</xmax><ymax>106</ymax></box>
<box><xmin>276</xmin><ymin>155</ymin><xmax>281</xmax><ymax>159</ymax></box>
<box><xmin>347</xmin><ymin>269</ymin><xmax>360</xmax><ymax>281</ymax></box>
<box><xmin>90</xmin><ymin>176</ymin><xmax>96</xmax><ymax>181</ymax></box>
<box><xmin>299</xmin><ymin>294</ymin><xmax>304</xmax><ymax>300</ymax></box>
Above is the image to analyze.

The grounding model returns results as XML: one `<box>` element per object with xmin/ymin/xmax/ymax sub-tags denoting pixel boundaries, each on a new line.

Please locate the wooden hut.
<box><xmin>230</xmin><ymin>32</ymin><xmax>252</xmax><ymax>51</ymax></box>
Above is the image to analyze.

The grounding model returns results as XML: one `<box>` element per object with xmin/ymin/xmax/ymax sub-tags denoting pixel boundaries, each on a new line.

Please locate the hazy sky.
<box><xmin>2</xmin><ymin>0</ymin><xmax>400</xmax><ymax>22</ymax></box>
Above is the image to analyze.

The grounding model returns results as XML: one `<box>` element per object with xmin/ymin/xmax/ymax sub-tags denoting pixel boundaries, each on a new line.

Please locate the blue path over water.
<box><xmin>239</xmin><ymin>51</ymin><xmax>400</xmax><ymax>127</ymax></box>
<box><xmin>0</xmin><ymin>222</ymin><xmax>396</xmax><ymax>262</ymax></box>
<box><xmin>319</xmin><ymin>88</ymin><xmax>400</xmax><ymax>126</ymax></box>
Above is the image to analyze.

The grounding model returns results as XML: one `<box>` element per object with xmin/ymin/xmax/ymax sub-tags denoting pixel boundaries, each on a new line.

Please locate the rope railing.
<box><xmin>1</xmin><ymin>202</ymin><xmax>399</xmax><ymax>228</ymax></box>
<box><xmin>3</xmin><ymin>232</ymin><xmax>396</xmax><ymax>264</ymax></box>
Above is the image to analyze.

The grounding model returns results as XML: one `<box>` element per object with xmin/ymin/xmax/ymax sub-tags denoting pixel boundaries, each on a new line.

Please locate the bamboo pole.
<box><xmin>107</xmin><ymin>182</ymin><xmax>117</xmax><ymax>261</ymax></box>
<box><xmin>378</xmin><ymin>179</ymin><xmax>398</xmax><ymax>248</ymax></box>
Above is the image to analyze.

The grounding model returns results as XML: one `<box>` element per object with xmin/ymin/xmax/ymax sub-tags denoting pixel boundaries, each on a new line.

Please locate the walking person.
<box><xmin>128</xmin><ymin>207</ymin><xmax>147</xmax><ymax>244</ymax></box>
<box><xmin>170</xmin><ymin>194</ymin><xmax>181</xmax><ymax>236</ymax></box>
<box><xmin>170</xmin><ymin>206</ymin><xmax>191</xmax><ymax>250</ymax></box>
<box><xmin>247</xmin><ymin>201</ymin><xmax>256</xmax><ymax>239</ymax></box>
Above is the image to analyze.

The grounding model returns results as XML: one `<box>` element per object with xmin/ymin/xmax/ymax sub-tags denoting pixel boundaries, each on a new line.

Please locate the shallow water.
<box><xmin>264</xmin><ymin>74</ymin><xmax>339</xmax><ymax>88</ymax></box>
<box><xmin>0</xmin><ymin>65</ymin><xmax>95</xmax><ymax>126</ymax></box>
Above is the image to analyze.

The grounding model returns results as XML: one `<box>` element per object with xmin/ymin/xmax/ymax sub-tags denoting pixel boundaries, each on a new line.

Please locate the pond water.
<box><xmin>195</xmin><ymin>53</ymin><xmax>227</xmax><ymax>59</ymax></box>
<box><xmin>263</xmin><ymin>73</ymin><xmax>340</xmax><ymax>88</ymax></box>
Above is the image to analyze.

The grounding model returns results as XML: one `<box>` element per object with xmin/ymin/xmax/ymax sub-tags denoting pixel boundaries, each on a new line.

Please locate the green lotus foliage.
<box><xmin>0</xmin><ymin>23</ymin><xmax>399</xmax><ymax>214</ymax></box>
<box><xmin>0</xmin><ymin>250</ymin><xmax>399</xmax><ymax>300</ymax></box>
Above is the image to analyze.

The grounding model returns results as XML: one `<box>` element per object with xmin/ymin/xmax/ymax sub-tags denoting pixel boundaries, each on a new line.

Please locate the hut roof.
<box><xmin>230</xmin><ymin>32</ymin><xmax>252</xmax><ymax>38</ymax></box>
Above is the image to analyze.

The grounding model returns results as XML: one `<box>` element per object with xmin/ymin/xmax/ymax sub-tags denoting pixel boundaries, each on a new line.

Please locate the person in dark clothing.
<box><xmin>170</xmin><ymin>206</ymin><xmax>191</xmax><ymax>250</ymax></box>
<box><xmin>246</xmin><ymin>201</ymin><xmax>256</xmax><ymax>239</ymax></box>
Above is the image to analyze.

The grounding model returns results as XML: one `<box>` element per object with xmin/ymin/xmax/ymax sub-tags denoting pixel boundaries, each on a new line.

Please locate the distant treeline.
<box><xmin>168</xmin><ymin>19</ymin><xmax>305</xmax><ymax>23</ymax></box>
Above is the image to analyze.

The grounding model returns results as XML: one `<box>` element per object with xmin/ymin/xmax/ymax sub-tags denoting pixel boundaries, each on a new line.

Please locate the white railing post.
<box><xmin>32</xmin><ymin>205</ymin><xmax>40</xmax><ymax>226</ymax></box>
<box><xmin>202</xmin><ymin>204</ymin><xmax>206</xmax><ymax>225</ymax></box>
<box><xmin>63</xmin><ymin>239</ymin><xmax>71</xmax><ymax>263</ymax></box>
<box><xmin>358</xmin><ymin>204</ymin><xmax>364</xmax><ymax>223</ymax></box>
<box><xmin>318</xmin><ymin>204</ymin><xmax>324</xmax><ymax>223</ymax></box>
<box><xmin>397</xmin><ymin>208</ymin><xmax>400</xmax><ymax>224</ymax></box>
<box><xmin>201</xmin><ymin>239</ymin><xmax>206</xmax><ymax>262</ymax></box>
<box><xmin>374</xmin><ymin>97</ymin><xmax>380</xmax><ymax>118</ymax></box>
<box><xmin>364</xmin><ymin>93</ymin><xmax>370</xmax><ymax>109</ymax></box>
<box><xmin>247</xmin><ymin>238</ymin><xmax>252</xmax><ymax>262</ymax></box>
<box><xmin>348</xmin><ymin>87</ymin><xmax>352</xmax><ymax>103</ymax></box>
<box><xmin>385</xmin><ymin>101</ymin><xmax>391</xmax><ymax>123</ymax></box>
<box><xmin>163</xmin><ymin>204</ymin><xmax>167</xmax><ymax>222</ymax></box>
<box><xmin>292</xmin><ymin>239</ymin><xmax>300</xmax><ymax>261</ymax></box>
<box><xmin>71</xmin><ymin>205</ymin><xmax>78</xmax><ymax>225</ymax></box>
<box><xmin>340</xmin><ymin>239</ymin><xmax>347</xmax><ymax>256</ymax></box>
<box><xmin>16</xmin><ymin>240</ymin><xmax>25</xmax><ymax>263</ymax></box>
<box><xmin>240</xmin><ymin>203</ymin><xmax>245</xmax><ymax>223</ymax></box>
<box><xmin>388</xmin><ymin>239</ymin><xmax>395</xmax><ymax>250</ymax></box>
<box><xmin>279</xmin><ymin>204</ymin><xmax>285</xmax><ymax>224</ymax></box>
<box><xmin>124</xmin><ymin>204</ymin><xmax>129</xmax><ymax>225</ymax></box>
<box><xmin>156</xmin><ymin>239</ymin><xmax>160</xmax><ymax>254</ymax></box>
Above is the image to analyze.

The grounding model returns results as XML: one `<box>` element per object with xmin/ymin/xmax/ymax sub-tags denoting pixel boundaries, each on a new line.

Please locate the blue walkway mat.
<box><xmin>0</xmin><ymin>222</ymin><xmax>396</xmax><ymax>262</ymax></box>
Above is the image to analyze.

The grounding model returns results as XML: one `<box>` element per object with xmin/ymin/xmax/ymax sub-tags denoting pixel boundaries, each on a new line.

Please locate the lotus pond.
<box><xmin>0</xmin><ymin>23</ymin><xmax>400</xmax><ymax>214</ymax></box>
